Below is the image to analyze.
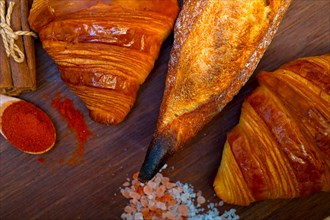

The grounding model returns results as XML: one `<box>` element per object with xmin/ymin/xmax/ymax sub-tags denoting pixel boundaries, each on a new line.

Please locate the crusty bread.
<box><xmin>139</xmin><ymin>0</ymin><xmax>292</xmax><ymax>180</ymax></box>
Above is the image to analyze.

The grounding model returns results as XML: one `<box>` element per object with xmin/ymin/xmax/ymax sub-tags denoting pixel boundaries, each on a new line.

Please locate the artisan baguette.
<box><xmin>139</xmin><ymin>0</ymin><xmax>292</xmax><ymax>180</ymax></box>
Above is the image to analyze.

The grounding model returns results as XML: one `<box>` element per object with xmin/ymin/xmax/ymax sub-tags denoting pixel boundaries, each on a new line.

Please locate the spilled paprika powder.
<box><xmin>1</xmin><ymin>101</ymin><xmax>56</xmax><ymax>154</ymax></box>
<box><xmin>51</xmin><ymin>93</ymin><xmax>92</xmax><ymax>164</ymax></box>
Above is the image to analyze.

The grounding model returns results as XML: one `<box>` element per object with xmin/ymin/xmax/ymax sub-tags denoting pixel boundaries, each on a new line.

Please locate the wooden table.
<box><xmin>1</xmin><ymin>1</ymin><xmax>329</xmax><ymax>219</ymax></box>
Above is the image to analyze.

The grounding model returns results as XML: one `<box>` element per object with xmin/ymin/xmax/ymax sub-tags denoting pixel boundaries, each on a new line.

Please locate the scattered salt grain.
<box><xmin>165</xmin><ymin>181</ymin><xmax>176</xmax><ymax>189</ymax></box>
<box><xmin>197</xmin><ymin>195</ymin><xmax>206</xmax><ymax>205</ymax></box>
<box><xmin>134</xmin><ymin>212</ymin><xmax>143</xmax><ymax>220</ymax></box>
<box><xmin>123</xmin><ymin>182</ymin><xmax>130</xmax><ymax>187</ymax></box>
<box><xmin>143</xmin><ymin>185</ymin><xmax>153</xmax><ymax>195</ymax></box>
<box><xmin>120</xmin><ymin>166</ymin><xmax>239</xmax><ymax>220</ymax></box>
<box><xmin>156</xmin><ymin>185</ymin><xmax>166</xmax><ymax>198</ymax></box>
<box><xmin>154</xmin><ymin>176</ymin><xmax>162</xmax><ymax>185</ymax></box>
<box><xmin>121</xmin><ymin>189</ymin><xmax>130</xmax><ymax>199</ymax></box>
<box><xmin>178</xmin><ymin>205</ymin><xmax>188</xmax><ymax>216</ymax></box>
<box><xmin>159</xmin><ymin>163</ymin><xmax>168</xmax><ymax>172</ymax></box>
<box><xmin>124</xmin><ymin>206</ymin><xmax>135</xmax><ymax>214</ymax></box>
<box><xmin>129</xmin><ymin>191</ymin><xmax>141</xmax><ymax>200</ymax></box>
<box><xmin>161</xmin><ymin>177</ymin><xmax>170</xmax><ymax>185</ymax></box>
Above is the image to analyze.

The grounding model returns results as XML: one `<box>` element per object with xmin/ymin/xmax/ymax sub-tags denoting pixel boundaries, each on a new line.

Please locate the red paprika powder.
<box><xmin>51</xmin><ymin>93</ymin><xmax>92</xmax><ymax>164</ymax></box>
<box><xmin>1</xmin><ymin>101</ymin><xmax>56</xmax><ymax>154</ymax></box>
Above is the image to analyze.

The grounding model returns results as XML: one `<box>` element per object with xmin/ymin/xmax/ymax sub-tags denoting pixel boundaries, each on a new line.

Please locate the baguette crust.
<box><xmin>139</xmin><ymin>0</ymin><xmax>292</xmax><ymax>180</ymax></box>
<box><xmin>159</xmin><ymin>0</ymin><xmax>292</xmax><ymax>148</ymax></box>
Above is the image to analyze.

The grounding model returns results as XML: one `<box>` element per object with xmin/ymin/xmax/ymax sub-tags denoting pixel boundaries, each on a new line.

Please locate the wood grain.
<box><xmin>1</xmin><ymin>1</ymin><xmax>329</xmax><ymax>219</ymax></box>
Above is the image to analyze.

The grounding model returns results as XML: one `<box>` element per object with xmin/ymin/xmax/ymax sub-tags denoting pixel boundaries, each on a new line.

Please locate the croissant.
<box><xmin>28</xmin><ymin>0</ymin><xmax>179</xmax><ymax>124</ymax></box>
<box><xmin>139</xmin><ymin>0</ymin><xmax>292</xmax><ymax>180</ymax></box>
<box><xmin>214</xmin><ymin>54</ymin><xmax>330</xmax><ymax>206</ymax></box>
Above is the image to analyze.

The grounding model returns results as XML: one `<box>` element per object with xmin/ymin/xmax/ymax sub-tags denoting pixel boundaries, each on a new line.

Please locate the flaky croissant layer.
<box><xmin>214</xmin><ymin>53</ymin><xmax>330</xmax><ymax>206</ymax></box>
<box><xmin>29</xmin><ymin>0</ymin><xmax>179</xmax><ymax>124</ymax></box>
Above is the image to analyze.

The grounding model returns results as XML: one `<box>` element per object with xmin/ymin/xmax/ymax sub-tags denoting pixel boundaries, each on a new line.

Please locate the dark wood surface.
<box><xmin>1</xmin><ymin>1</ymin><xmax>330</xmax><ymax>219</ymax></box>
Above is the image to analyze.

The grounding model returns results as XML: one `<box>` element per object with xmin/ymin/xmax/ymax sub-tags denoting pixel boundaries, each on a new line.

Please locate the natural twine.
<box><xmin>0</xmin><ymin>0</ymin><xmax>37</xmax><ymax>63</ymax></box>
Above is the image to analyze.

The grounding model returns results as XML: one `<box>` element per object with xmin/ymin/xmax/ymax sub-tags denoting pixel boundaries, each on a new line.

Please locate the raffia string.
<box><xmin>0</xmin><ymin>0</ymin><xmax>37</xmax><ymax>63</ymax></box>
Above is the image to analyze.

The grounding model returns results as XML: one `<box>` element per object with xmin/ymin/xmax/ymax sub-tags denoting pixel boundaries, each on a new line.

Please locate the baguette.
<box><xmin>139</xmin><ymin>0</ymin><xmax>292</xmax><ymax>180</ymax></box>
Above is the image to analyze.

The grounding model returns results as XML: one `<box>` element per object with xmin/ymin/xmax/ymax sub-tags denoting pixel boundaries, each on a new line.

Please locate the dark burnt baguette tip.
<box><xmin>138</xmin><ymin>136</ymin><xmax>175</xmax><ymax>182</ymax></box>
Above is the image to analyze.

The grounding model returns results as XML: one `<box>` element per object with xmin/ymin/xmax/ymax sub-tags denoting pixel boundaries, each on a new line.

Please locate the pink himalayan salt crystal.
<box><xmin>120</xmin><ymin>170</ymin><xmax>239</xmax><ymax>219</ymax></box>
<box><xmin>141</xmin><ymin>207</ymin><xmax>150</xmax><ymax>216</ymax></box>
<box><xmin>156</xmin><ymin>201</ymin><xmax>167</xmax><ymax>211</ymax></box>
<box><xmin>129</xmin><ymin>191</ymin><xmax>141</xmax><ymax>200</ymax></box>
<box><xmin>197</xmin><ymin>195</ymin><xmax>206</xmax><ymax>205</ymax></box>
<box><xmin>147</xmin><ymin>194</ymin><xmax>154</xmax><ymax>200</ymax></box>
<box><xmin>165</xmin><ymin>211</ymin><xmax>175</xmax><ymax>220</ymax></box>
<box><xmin>171</xmin><ymin>188</ymin><xmax>180</xmax><ymax>196</ymax></box>
<box><xmin>161</xmin><ymin>177</ymin><xmax>170</xmax><ymax>185</ymax></box>
<box><xmin>165</xmin><ymin>181</ymin><xmax>176</xmax><ymax>189</ymax></box>
<box><xmin>131</xmin><ymin>179</ymin><xmax>140</xmax><ymax>191</ymax></box>
<box><xmin>148</xmin><ymin>200</ymin><xmax>156</xmax><ymax>211</ymax></box>
<box><xmin>143</xmin><ymin>185</ymin><xmax>153</xmax><ymax>195</ymax></box>
<box><xmin>153</xmin><ymin>175</ymin><xmax>162</xmax><ymax>185</ymax></box>
<box><xmin>131</xmin><ymin>198</ymin><xmax>138</xmax><ymax>206</ymax></box>
<box><xmin>156</xmin><ymin>185</ymin><xmax>166</xmax><ymax>198</ymax></box>
<box><xmin>124</xmin><ymin>205</ymin><xmax>135</xmax><ymax>214</ymax></box>
<box><xmin>123</xmin><ymin>182</ymin><xmax>130</xmax><ymax>187</ymax></box>
<box><xmin>178</xmin><ymin>204</ymin><xmax>188</xmax><ymax>217</ymax></box>
<box><xmin>148</xmin><ymin>181</ymin><xmax>158</xmax><ymax>189</ymax></box>
<box><xmin>121</xmin><ymin>189</ymin><xmax>130</xmax><ymax>199</ymax></box>
<box><xmin>140</xmin><ymin>196</ymin><xmax>148</xmax><ymax>207</ymax></box>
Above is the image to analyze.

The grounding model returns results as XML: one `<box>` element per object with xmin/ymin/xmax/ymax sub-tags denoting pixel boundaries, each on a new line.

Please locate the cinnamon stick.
<box><xmin>0</xmin><ymin>0</ymin><xmax>36</xmax><ymax>96</ymax></box>
<box><xmin>20</xmin><ymin>0</ymin><xmax>36</xmax><ymax>91</ymax></box>
<box><xmin>0</xmin><ymin>33</ymin><xmax>12</xmax><ymax>93</ymax></box>
<box><xmin>7</xmin><ymin>0</ymin><xmax>30</xmax><ymax>95</ymax></box>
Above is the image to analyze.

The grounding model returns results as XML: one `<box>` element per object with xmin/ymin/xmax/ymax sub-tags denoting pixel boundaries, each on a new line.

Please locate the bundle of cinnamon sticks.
<box><xmin>0</xmin><ymin>0</ymin><xmax>36</xmax><ymax>96</ymax></box>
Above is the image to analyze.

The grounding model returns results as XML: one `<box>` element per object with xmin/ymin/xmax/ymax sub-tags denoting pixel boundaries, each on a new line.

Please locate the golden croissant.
<box><xmin>139</xmin><ymin>0</ymin><xmax>292</xmax><ymax>180</ymax></box>
<box><xmin>28</xmin><ymin>0</ymin><xmax>179</xmax><ymax>124</ymax></box>
<box><xmin>214</xmin><ymin>54</ymin><xmax>330</xmax><ymax>206</ymax></box>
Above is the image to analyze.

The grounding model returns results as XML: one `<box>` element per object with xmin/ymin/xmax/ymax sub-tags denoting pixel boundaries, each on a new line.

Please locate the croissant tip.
<box><xmin>89</xmin><ymin>109</ymin><xmax>125</xmax><ymax>125</ymax></box>
<box><xmin>138</xmin><ymin>136</ymin><xmax>175</xmax><ymax>182</ymax></box>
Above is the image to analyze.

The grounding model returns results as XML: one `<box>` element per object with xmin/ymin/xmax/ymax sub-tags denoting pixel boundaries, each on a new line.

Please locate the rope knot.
<box><xmin>0</xmin><ymin>0</ymin><xmax>37</xmax><ymax>63</ymax></box>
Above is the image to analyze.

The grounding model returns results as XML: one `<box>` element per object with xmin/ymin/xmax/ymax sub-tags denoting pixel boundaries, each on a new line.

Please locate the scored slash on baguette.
<box><xmin>139</xmin><ymin>0</ymin><xmax>292</xmax><ymax>181</ymax></box>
